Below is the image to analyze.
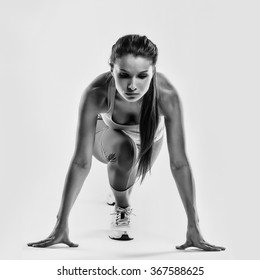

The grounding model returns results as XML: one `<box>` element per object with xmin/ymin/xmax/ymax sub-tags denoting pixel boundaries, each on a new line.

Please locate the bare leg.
<box><xmin>93</xmin><ymin>119</ymin><xmax>164</xmax><ymax>206</ymax></box>
<box><xmin>94</xmin><ymin>125</ymin><xmax>163</xmax><ymax>205</ymax></box>
<box><xmin>110</xmin><ymin>187</ymin><xmax>133</xmax><ymax>208</ymax></box>
<box><xmin>93</xmin><ymin>121</ymin><xmax>164</xmax><ymax>240</ymax></box>
<box><xmin>109</xmin><ymin>137</ymin><xmax>163</xmax><ymax>207</ymax></box>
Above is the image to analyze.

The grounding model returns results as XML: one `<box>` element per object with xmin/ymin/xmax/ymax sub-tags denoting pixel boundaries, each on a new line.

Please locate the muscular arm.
<box><xmin>56</xmin><ymin>86</ymin><xmax>100</xmax><ymax>226</ymax></box>
<box><xmin>28</xmin><ymin>74</ymin><xmax>108</xmax><ymax>247</ymax></box>
<box><xmin>158</xmin><ymin>73</ymin><xmax>225</xmax><ymax>251</ymax></box>
<box><xmin>162</xmin><ymin>90</ymin><xmax>199</xmax><ymax>227</ymax></box>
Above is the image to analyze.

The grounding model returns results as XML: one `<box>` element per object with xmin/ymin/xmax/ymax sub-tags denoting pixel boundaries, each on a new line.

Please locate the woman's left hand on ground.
<box><xmin>176</xmin><ymin>224</ymin><xmax>226</xmax><ymax>251</ymax></box>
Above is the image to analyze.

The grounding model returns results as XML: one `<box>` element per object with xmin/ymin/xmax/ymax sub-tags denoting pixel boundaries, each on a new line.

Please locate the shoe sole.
<box><xmin>107</xmin><ymin>201</ymin><xmax>115</xmax><ymax>206</ymax></box>
<box><xmin>109</xmin><ymin>233</ymin><xmax>134</xmax><ymax>241</ymax></box>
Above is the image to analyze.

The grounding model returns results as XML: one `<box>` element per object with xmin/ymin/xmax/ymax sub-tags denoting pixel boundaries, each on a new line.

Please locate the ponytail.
<box><xmin>137</xmin><ymin>74</ymin><xmax>159</xmax><ymax>182</ymax></box>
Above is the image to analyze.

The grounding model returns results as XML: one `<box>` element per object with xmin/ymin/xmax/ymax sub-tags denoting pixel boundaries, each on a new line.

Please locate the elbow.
<box><xmin>71</xmin><ymin>159</ymin><xmax>92</xmax><ymax>171</ymax></box>
<box><xmin>170</xmin><ymin>159</ymin><xmax>189</xmax><ymax>171</ymax></box>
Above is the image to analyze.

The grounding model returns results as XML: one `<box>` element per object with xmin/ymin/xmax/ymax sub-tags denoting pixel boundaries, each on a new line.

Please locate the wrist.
<box><xmin>187</xmin><ymin>216</ymin><xmax>199</xmax><ymax>228</ymax></box>
<box><xmin>55</xmin><ymin>217</ymin><xmax>68</xmax><ymax>229</ymax></box>
<box><xmin>187</xmin><ymin>221</ymin><xmax>199</xmax><ymax>229</ymax></box>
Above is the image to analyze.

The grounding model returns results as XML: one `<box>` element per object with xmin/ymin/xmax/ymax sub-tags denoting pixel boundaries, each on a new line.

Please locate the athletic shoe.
<box><xmin>109</xmin><ymin>205</ymin><xmax>134</xmax><ymax>241</ymax></box>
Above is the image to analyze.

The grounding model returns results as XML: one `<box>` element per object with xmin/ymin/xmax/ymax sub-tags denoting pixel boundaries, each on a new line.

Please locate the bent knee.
<box><xmin>101</xmin><ymin>129</ymin><xmax>137</xmax><ymax>166</ymax></box>
<box><xmin>110</xmin><ymin>134</ymin><xmax>136</xmax><ymax>165</ymax></box>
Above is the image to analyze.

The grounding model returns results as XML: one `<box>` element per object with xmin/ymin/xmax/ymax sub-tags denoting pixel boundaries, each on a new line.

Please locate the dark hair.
<box><xmin>109</xmin><ymin>34</ymin><xmax>159</xmax><ymax>182</ymax></box>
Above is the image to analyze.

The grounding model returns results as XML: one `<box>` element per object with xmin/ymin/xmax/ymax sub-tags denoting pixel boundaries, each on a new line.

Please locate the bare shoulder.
<box><xmin>80</xmin><ymin>72</ymin><xmax>111</xmax><ymax>114</ymax></box>
<box><xmin>156</xmin><ymin>72</ymin><xmax>181</xmax><ymax>118</ymax></box>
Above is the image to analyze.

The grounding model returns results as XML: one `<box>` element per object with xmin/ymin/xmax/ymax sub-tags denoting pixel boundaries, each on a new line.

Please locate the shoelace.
<box><xmin>111</xmin><ymin>206</ymin><xmax>134</xmax><ymax>226</ymax></box>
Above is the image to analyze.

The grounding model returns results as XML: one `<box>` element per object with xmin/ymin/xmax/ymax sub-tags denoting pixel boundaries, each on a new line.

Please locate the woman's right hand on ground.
<box><xmin>27</xmin><ymin>223</ymin><xmax>78</xmax><ymax>248</ymax></box>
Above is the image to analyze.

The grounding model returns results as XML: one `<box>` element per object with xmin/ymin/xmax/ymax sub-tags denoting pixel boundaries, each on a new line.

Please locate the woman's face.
<box><xmin>112</xmin><ymin>54</ymin><xmax>155</xmax><ymax>103</ymax></box>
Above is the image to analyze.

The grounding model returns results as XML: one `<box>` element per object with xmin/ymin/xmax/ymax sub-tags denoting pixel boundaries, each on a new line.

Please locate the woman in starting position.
<box><xmin>28</xmin><ymin>34</ymin><xmax>225</xmax><ymax>251</ymax></box>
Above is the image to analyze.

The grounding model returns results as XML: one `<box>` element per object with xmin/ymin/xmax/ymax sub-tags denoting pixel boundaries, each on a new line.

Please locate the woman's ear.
<box><xmin>109</xmin><ymin>63</ymin><xmax>114</xmax><ymax>75</ymax></box>
<box><xmin>152</xmin><ymin>66</ymin><xmax>156</xmax><ymax>75</ymax></box>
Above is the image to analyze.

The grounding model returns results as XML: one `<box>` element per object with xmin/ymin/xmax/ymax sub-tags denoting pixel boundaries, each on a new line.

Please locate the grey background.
<box><xmin>1</xmin><ymin>0</ymin><xmax>259</xmax><ymax>259</ymax></box>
